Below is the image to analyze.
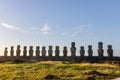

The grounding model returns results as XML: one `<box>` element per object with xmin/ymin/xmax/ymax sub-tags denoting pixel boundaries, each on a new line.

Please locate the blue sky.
<box><xmin>0</xmin><ymin>0</ymin><xmax>120</xmax><ymax>56</ymax></box>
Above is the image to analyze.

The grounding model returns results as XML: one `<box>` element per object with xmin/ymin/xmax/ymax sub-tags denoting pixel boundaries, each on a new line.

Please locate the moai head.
<box><xmin>11</xmin><ymin>46</ymin><xmax>14</xmax><ymax>50</ymax></box>
<box><xmin>98</xmin><ymin>42</ymin><xmax>103</xmax><ymax>46</ymax></box>
<box><xmin>49</xmin><ymin>46</ymin><xmax>52</xmax><ymax>50</ymax></box>
<box><xmin>64</xmin><ymin>46</ymin><xmax>67</xmax><ymax>50</ymax></box>
<box><xmin>17</xmin><ymin>45</ymin><xmax>20</xmax><ymax>49</ymax></box>
<box><xmin>42</xmin><ymin>46</ymin><xmax>46</xmax><ymax>50</ymax></box>
<box><xmin>30</xmin><ymin>46</ymin><xmax>33</xmax><ymax>50</ymax></box>
<box><xmin>5</xmin><ymin>47</ymin><xmax>7</xmax><ymax>51</ymax></box>
<box><xmin>56</xmin><ymin>46</ymin><xmax>59</xmax><ymax>50</ymax></box>
<box><xmin>88</xmin><ymin>45</ymin><xmax>92</xmax><ymax>49</ymax></box>
<box><xmin>108</xmin><ymin>45</ymin><xmax>112</xmax><ymax>49</ymax></box>
<box><xmin>81</xmin><ymin>46</ymin><xmax>84</xmax><ymax>50</ymax></box>
<box><xmin>71</xmin><ymin>42</ymin><xmax>75</xmax><ymax>47</ymax></box>
<box><xmin>24</xmin><ymin>46</ymin><xmax>27</xmax><ymax>50</ymax></box>
<box><xmin>36</xmin><ymin>46</ymin><xmax>40</xmax><ymax>50</ymax></box>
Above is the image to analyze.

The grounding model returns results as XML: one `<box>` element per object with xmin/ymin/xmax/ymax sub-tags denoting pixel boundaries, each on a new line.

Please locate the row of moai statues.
<box><xmin>4</xmin><ymin>42</ymin><xmax>113</xmax><ymax>57</ymax></box>
<box><xmin>4</xmin><ymin>45</ymin><xmax>67</xmax><ymax>57</ymax></box>
<box><xmin>70</xmin><ymin>42</ymin><xmax>113</xmax><ymax>57</ymax></box>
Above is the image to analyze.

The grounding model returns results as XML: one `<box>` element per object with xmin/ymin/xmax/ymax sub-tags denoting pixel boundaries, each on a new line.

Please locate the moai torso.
<box><xmin>16</xmin><ymin>45</ymin><xmax>21</xmax><ymax>57</ymax></box>
<box><xmin>80</xmin><ymin>46</ymin><xmax>85</xmax><ymax>57</ymax></box>
<box><xmin>98</xmin><ymin>42</ymin><xmax>104</xmax><ymax>57</ymax></box>
<box><xmin>48</xmin><ymin>46</ymin><xmax>53</xmax><ymax>57</ymax></box>
<box><xmin>55</xmin><ymin>46</ymin><xmax>60</xmax><ymax>57</ymax></box>
<box><xmin>4</xmin><ymin>47</ymin><xmax>8</xmax><ymax>57</ymax></box>
<box><xmin>29</xmin><ymin>46</ymin><xmax>33</xmax><ymax>57</ymax></box>
<box><xmin>70</xmin><ymin>42</ymin><xmax>76</xmax><ymax>57</ymax></box>
<box><xmin>88</xmin><ymin>45</ymin><xmax>93</xmax><ymax>57</ymax></box>
<box><xmin>107</xmin><ymin>45</ymin><xmax>113</xmax><ymax>57</ymax></box>
<box><xmin>63</xmin><ymin>46</ymin><xmax>67</xmax><ymax>57</ymax></box>
<box><xmin>23</xmin><ymin>46</ymin><xmax>27</xmax><ymax>57</ymax></box>
<box><xmin>10</xmin><ymin>46</ymin><xmax>14</xmax><ymax>56</ymax></box>
<box><xmin>42</xmin><ymin>46</ymin><xmax>46</xmax><ymax>57</ymax></box>
<box><xmin>36</xmin><ymin>46</ymin><xmax>40</xmax><ymax>57</ymax></box>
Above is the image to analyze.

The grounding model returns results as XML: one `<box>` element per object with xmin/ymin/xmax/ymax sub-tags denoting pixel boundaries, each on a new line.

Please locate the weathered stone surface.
<box><xmin>29</xmin><ymin>46</ymin><xmax>33</xmax><ymax>57</ymax></box>
<box><xmin>10</xmin><ymin>46</ymin><xmax>14</xmax><ymax>57</ymax></box>
<box><xmin>107</xmin><ymin>45</ymin><xmax>113</xmax><ymax>57</ymax></box>
<box><xmin>98</xmin><ymin>42</ymin><xmax>104</xmax><ymax>57</ymax></box>
<box><xmin>42</xmin><ymin>46</ymin><xmax>46</xmax><ymax>57</ymax></box>
<box><xmin>48</xmin><ymin>46</ymin><xmax>53</xmax><ymax>57</ymax></box>
<box><xmin>80</xmin><ymin>46</ymin><xmax>85</xmax><ymax>57</ymax></box>
<box><xmin>23</xmin><ymin>46</ymin><xmax>27</xmax><ymax>57</ymax></box>
<box><xmin>36</xmin><ymin>46</ymin><xmax>40</xmax><ymax>57</ymax></box>
<box><xmin>88</xmin><ymin>45</ymin><xmax>93</xmax><ymax>57</ymax></box>
<box><xmin>4</xmin><ymin>47</ymin><xmax>8</xmax><ymax>57</ymax></box>
<box><xmin>70</xmin><ymin>42</ymin><xmax>76</xmax><ymax>57</ymax></box>
<box><xmin>55</xmin><ymin>46</ymin><xmax>60</xmax><ymax>57</ymax></box>
<box><xmin>16</xmin><ymin>45</ymin><xmax>21</xmax><ymax>57</ymax></box>
<box><xmin>63</xmin><ymin>46</ymin><xmax>67</xmax><ymax>57</ymax></box>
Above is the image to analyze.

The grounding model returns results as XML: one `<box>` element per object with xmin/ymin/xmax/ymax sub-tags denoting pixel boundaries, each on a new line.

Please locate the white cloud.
<box><xmin>1</xmin><ymin>22</ymin><xmax>22</xmax><ymax>31</ymax></box>
<box><xmin>41</xmin><ymin>24</ymin><xmax>50</xmax><ymax>35</ymax></box>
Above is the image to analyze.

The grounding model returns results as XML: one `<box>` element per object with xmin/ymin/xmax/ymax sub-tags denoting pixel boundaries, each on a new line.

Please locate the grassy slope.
<box><xmin>0</xmin><ymin>61</ymin><xmax>120</xmax><ymax>80</ymax></box>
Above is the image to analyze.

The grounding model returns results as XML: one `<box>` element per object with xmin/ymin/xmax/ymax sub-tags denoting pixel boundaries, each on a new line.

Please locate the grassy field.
<box><xmin>0</xmin><ymin>61</ymin><xmax>120</xmax><ymax>80</ymax></box>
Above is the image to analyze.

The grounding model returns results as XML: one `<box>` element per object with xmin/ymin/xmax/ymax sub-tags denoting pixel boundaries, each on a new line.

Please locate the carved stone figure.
<box><xmin>98</xmin><ymin>42</ymin><xmax>104</xmax><ymax>57</ymax></box>
<box><xmin>16</xmin><ymin>45</ymin><xmax>21</xmax><ymax>57</ymax></box>
<box><xmin>36</xmin><ymin>46</ymin><xmax>40</xmax><ymax>57</ymax></box>
<box><xmin>88</xmin><ymin>45</ymin><xmax>93</xmax><ymax>57</ymax></box>
<box><xmin>4</xmin><ymin>47</ymin><xmax>8</xmax><ymax>57</ymax></box>
<box><xmin>107</xmin><ymin>45</ymin><xmax>113</xmax><ymax>57</ymax></box>
<box><xmin>29</xmin><ymin>46</ymin><xmax>33</xmax><ymax>57</ymax></box>
<box><xmin>10</xmin><ymin>46</ymin><xmax>14</xmax><ymax>56</ymax></box>
<box><xmin>63</xmin><ymin>46</ymin><xmax>67</xmax><ymax>57</ymax></box>
<box><xmin>48</xmin><ymin>46</ymin><xmax>53</xmax><ymax>57</ymax></box>
<box><xmin>80</xmin><ymin>46</ymin><xmax>85</xmax><ymax>57</ymax></box>
<box><xmin>55</xmin><ymin>46</ymin><xmax>60</xmax><ymax>57</ymax></box>
<box><xmin>23</xmin><ymin>46</ymin><xmax>27</xmax><ymax>57</ymax></box>
<box><xmin>70</xmin><ymin>42</ymin><xmax>76</xmax><ymax>57</ymax></box>
<box><xmin>42</xmin><ymin>46</ymin><xmax>46</xmax><ymax>57</ymax></box>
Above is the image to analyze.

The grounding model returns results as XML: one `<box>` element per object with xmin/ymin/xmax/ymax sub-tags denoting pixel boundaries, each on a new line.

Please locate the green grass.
<box><xmin>0</xmin><ymin>61</ymin><xmax>120</xmax><ymax>80</ymax></box>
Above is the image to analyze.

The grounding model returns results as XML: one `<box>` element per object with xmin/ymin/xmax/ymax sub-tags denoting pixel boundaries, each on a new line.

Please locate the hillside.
<box><xmin>0</xmin><ymin>61</ymin><xmax>120</xmax><ymax>80</ymax></box>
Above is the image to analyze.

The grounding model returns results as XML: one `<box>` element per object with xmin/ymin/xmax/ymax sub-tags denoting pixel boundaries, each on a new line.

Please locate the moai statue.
<box><xmin>63</xmin><ymin>46</ymin><xmax>67</xmax><ymax>57</ymax></box>
<box><xmin>23</xmin><ymin>46</ymin><xmax>27</xmax><ymax>57</ymax></box>
<box><xmin>29</xmin><ymin>46</ymin><xmax>33</xmax><ymax>57</ymax></box>
<box><xmin>36</xmin><ymin>46</ymin><xmax>40</xmax><ymax>57</ymax></box>
<box><xmin>10</xmin><ymin>46</ymin><xmax>14</xmax><ymax>57</ymax></box>
<box><xmin>55</xmin><ymin>46</ymin><xmax>60</xmax><ymax>57</ymax></box>
<box><xmin>4</xmin><ymin>47</ymin><xmax>8</xmax><ymax>57</ymax></box>
<box><xmin>42</xmin><ymin>46</ymin><xmax>46</xmax><ymax>57</ymax></box>
<box><xmin>16</xmin><ymin>45</ymin><xmax>21</xmax><ymax>57</ymax></box>
<box><xmin>80</xmin><ymin>46</ymin><xmax>85</xmax><ymax>57</ymax></box>
<box><xmin>48</xmin><ymin>46</ymin><xmax>53</xmax><ymax>57</ymax></box>
<box><xmin>88</xmin><ymin>45</ymin><xmax>93</xmax><ymax>57</ymax></box>
<box><xmin>107</xmin><ymin>45</ymin><xmax>113</xmax><ymax>57</ymax></box>
<box><xmin>98</xmin><ymin>42</ymin><xmax>104</xmax><ymax>57</ymax></box>
<box><xmin>70</xmin><ymin>42</ymin><xmax>76</xmax><ymax>57</ymax></box>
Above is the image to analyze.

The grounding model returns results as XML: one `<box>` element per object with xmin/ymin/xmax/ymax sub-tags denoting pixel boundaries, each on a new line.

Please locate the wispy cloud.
<box><xmin>1</xmin><ymin>22</ymin><xmax>22</xmax><ymax>31</ymax></box>
<box><xmin>41</xmin><ymin>24</ymin><xmax>50</xmax><ymax>35</ymax></box>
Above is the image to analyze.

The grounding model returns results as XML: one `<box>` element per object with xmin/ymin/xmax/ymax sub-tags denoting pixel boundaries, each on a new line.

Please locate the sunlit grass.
<box><xmin>0</xmin><ymin>61</ymin><xmax>119</xmax><ymax>80</ymax></box>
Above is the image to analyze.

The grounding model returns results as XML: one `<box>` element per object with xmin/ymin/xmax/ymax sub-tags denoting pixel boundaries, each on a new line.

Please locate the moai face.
<box><xmin>63</xmin><ymin>46</ymin><xmax>67</xmax><ymax>57</ymax></box>
<box><xmin>108</xmin><ymin>45</ymin><xmax>112</xmax><ymax>49</ymax></box>
<box><xmin>10</xmin><ymin>46</ymin><xmax>14</xmax><ymax>56</ymax></box>
<box><xmin>71</xmin><ymin>42</ymin><xmax>76</xmax><ymax>57</ymax></box>
<box><xmin>81</xmin><ymin>46</ymin><xmax>84</xmax><ymax>50</ymax></box>
<box><xmin>71</xmin><ymin>42</ymin><xmax>75</xmax><ymax>47</ymax></box>
<box><xmin>88</xmin><ymin>45</ymin><xmax>92</xmax><ymax>49</ymax></box>
<box><xmin>42</xmin><ymin>46</ymin><xmax>46</xmax><ymax>56</ymax></box>
<box><xmin>36</xmin><ymin>46</ymin><xmax>40</xmax><ymax>50</ymax></box>
<box><xmin>30</xmin><ymin>46</ymin><xmax>33</xmax><ymax>50</ymax></box>
<box><xmin>49</xmin><ymin>46</ymin><xmax>52</xmax><ymax>50</ymax></box>
<box><xmin>56</xmin><ymin>46</ymin><xmax>59</xmax><ymax>50</ymax></box>
<box><xmin>98</xmin><ymin>42</ymin><xmax>103</xmax><ymax>46</ymax></box>
<box><xmin>17</xmin><ymin>45</ymin><xmax>20</xmax><ymax>49</ymax></box>
<box><xmin>4</xmin><ymin>47</ymin><xmax>8</xmax><ymax>56</ymax></box>
<box><xmin>24</xmin><ymin>46</ymin><xmax>27</xmax><ymax>50</ymax></box>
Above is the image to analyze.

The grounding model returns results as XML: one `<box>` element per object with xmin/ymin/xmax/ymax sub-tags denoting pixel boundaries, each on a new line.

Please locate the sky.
<box><xmin>0</xmin><ymin>0</ymin><xmax>120</xmax><ymax>56</ymax></box>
